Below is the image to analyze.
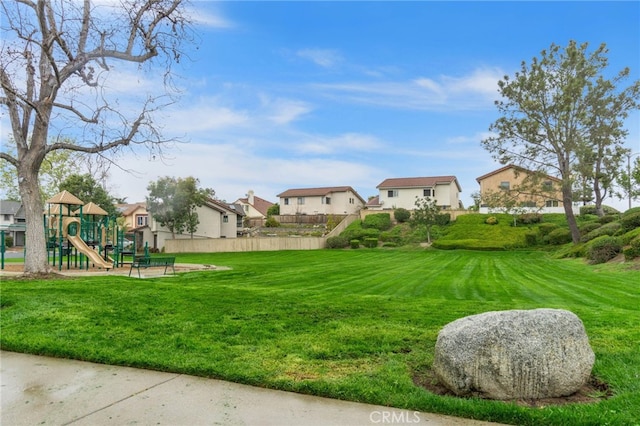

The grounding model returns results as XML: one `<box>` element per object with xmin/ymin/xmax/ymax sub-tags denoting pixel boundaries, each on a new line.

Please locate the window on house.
<box><xmin>325</xmin><ymin>197</ymin><xmax>331</xmax><ymax>205</ymax></box>
<box><xmin>387</xmin><ymin>190</ymin><xmax>398</xmax><ymax>197</ymax></box>
<box><xmin>500</xmin><ymin>181</ymin><xmax>510</xmax><ymax>190</ymax></box>
<box><xmin>284</xmin><ymin>198</ymin><xmax>289</xmax><ymax>205</ymax></box>
<box><xmin>244</xmin><ymin>205</ymin><xmax>249</xmax><ymax>212</ymax></box>
<box><xmin>423</xmin><ymin>188</ymin><xmax>433</xmax><ymax>197</ymax></box>
<box><xmin>520</xmin><ymin>201</ymin><xmax>536</xmax><ymax>207</ymax></box>
<box><xmin>297</xmin><ymin>197</ymin><xmax>305</xmax><ymax>205</ymax></box>
<box><xmin>543</xmin><ymin>180</ymin><xmax>553</xmax><ymax>190</ymax></box>
<box><xmin>545</xmin><ymin>200</ymin><xmax>559</xmax><ymax>207</ymax></box>
<box><xmin>136</xmin><ymin>215</ymin><xmax>148</xmax><ymax>226</ymax></box>
<box><xmin>223</xmin><ymin>215</ymin><xmax>229</xmax><ymax>223</ymax></box>
<box><xmin>349</xmin><ymin>198</ymin><xmax>354</xmax><ymax>204</ymax></box>
<box><xmin>3</xmin><ymin>214</ymin><xmax>10</xmax><ymax>221</ymax></box>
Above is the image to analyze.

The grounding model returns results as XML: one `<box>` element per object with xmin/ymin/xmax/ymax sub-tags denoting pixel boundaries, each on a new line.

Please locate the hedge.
<box><xmin>586</xmin><ymin>236</ymin><xmax>623</xmax><ymax>264</ymax></box>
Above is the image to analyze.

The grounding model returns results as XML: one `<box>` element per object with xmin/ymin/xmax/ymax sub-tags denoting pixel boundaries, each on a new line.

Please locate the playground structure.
<box><xmin>44</xmin><ymin>191</ymin><xmax>134</xmax><ymax>271</ymax></box>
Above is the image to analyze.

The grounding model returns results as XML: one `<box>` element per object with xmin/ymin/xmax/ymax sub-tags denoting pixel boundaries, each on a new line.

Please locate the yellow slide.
<box><xmin>62</xmin><ymin>217</ymin><xmax>113</xmax><ymax>270</ymax></box>
<box><xmin>67</xmin><ymin>234</ymin><xmax>113</xmax><ymax>270</ymax></box>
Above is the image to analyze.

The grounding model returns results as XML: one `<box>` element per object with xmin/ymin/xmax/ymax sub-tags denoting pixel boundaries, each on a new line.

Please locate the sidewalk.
<box><xmin>1</xmin><ymin>351</ymin><xmax>501</xmax><ymax>426</ymax></box>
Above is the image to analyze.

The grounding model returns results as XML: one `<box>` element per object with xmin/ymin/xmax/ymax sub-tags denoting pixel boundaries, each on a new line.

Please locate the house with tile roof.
<box><xmin>374</xmin><ymin>176</ymin><xmax>462</xmax><ymax>210</ymax></box>
<box><xmin>276</xmin><ymin>186</ymin><xmax>365</xmax><ymax>216</ymax></box>
<box><xmin>476</xmin><ymin>165</ymin><xmax>564</xmax><ymax>213</ymax></box>
<box><xmin>234</xmin><ymin>190</ymin><xmax>275</xmax><ymax>221</ymax></box>
<box><xmin>116</xmin><ymin>202</ymin><xmax>149</xmax><ymax>230</ymax></box>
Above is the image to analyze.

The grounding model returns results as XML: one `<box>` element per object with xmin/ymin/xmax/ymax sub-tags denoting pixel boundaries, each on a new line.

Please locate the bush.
<box><xmin>4</xmin><ymin>234</ymin><xmax>14</xmax><ymax>248</ymax></box>
<box><xmin>538</xmin><ymin>223</ymin><xmax>559</xmax><ymax>237</ymax></box>
<box><xmin>580</xmin><ymin>205</ymin><xmax>619</xmax><ymax>216</ymax></box>
<box><xmin>363</xmin><ymin>213</ymin><xmax>392</xmax><ymax>231</ymax></box>
<box><xmin>350</xmin><ymin>239</ymin><xmax>360</xmax><ymax>249</ymax></box>
<box><xmin>598</xmin><ymin>214</ymin><xmax>619</xmax><ymax>224</ymax></box>
<box><xmin>525</xmin><ymin>232</ymin><xmax>538</xmax><ymax>246</ymax></box>
<box><xmin>579</xmin><ymin>222</ymin><xmax>601</xmax><ymax>236</ymax></box>
<box><xmin>265</xmin><ymin>217</ymin><xmax>280</xmax><ymax>227</ymax></box>
<box><xmin>363</xmin><ymin>237</ymin><xmax>378</xmax><ymax>248</ymax></box>
<box><xmin>517</xmin><ymin>213</ymin><xmax>542</xmax><ymax>225</ymax></box>
<box><xmin>622</xmin><ymin>227</ymin><xmax>640</xmax><ymax>245</ymax></box>
<box><xmin>485</xmin><ymin>216</ymin><xmax>498</xmax><ymax>225</ymax></box>
<box><xmin>623</xmin><ymin>236</ymin><xmax>640</xmax><ymax>261</ymax></box>
<box><xmin>621</xmin><ymin>211</ymin><xmax>640</xmax><ymax>231</ymax></box>
<box><xmin>325</xmin><ymin>236</ymin><xmax>348</xmax><ymax>249</ymax></box>
<box><xmin>545</xmin><ymin>228</ymin><xmax>572</xmax><ymax>245</ymax></box>
<box><xmin>435</xmin><ymin>213</ymin><xmax>451</xmax><ymax>226</ymax></box>
<box><xmin>587</xmin><ymin>236</ymin><xmax>623</xmax><ymax>264</ymax></box>
<box><xmin>581</xmin><ymin>222</ymin><xmax>622</xmax><ymax>243</ymax></box>
<box><xmin>394</xmin><ymin>208</ymin><xmax>411</xmax><ymax>223</ymax></box>
<box><xmin>622</xmin><ymin>206</ymin><xmax>640</xmax><ymax>217</ymax></box>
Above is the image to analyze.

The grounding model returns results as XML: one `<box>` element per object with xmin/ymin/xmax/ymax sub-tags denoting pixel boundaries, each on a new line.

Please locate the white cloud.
<box><xmin>297</xmin><ymin>49</ymin><xmax>343</xmax><ymax>68</ymax></box>
<box><xmin>293</xmin><ymin>133</ymin><xmax>384</xmax><ymax>155</ymax></box>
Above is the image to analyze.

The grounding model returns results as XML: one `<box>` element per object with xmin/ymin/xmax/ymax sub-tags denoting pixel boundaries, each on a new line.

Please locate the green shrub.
<box><xmin>436</xmin><ymin>213</ymin><xmax>451</xmax><ymax>226</ymax></box>
<box><xmin>538</xmin><ymin>223</ymin><xmax>559</xmax><ymax>237</ymax></box>
<box><xmin>393</xmin><ymin>208</ymin><xmax>411</xmax><ymax>223</ymax></box>
<box><xmin>4</xmin><ymin>234</ymin><xmax>13</xmax><ymax>248</ymax></box>
<box><xmin>623</xmin><ymin>236</ymin><xmax>640</xmax><ymax>261</ymax></box>
<box><xmin>517</xmin><ymin>213</ymin><xmax>542</xmax><ymax>225</ymax></box>
<box><xmin>622</xmin><ymin>227</ymin><xmax>640</xmax><ymax>245</ymax></box>
<box><xmin>381</xmin><ymin>242</ymin><xmax>397</xmax><ymax>248</ymax></box>
<box><xmin>525</xmin><ymin>232</ymin><xmax>538</xmax><ymax>246</ymax></box>
<box><xmin>265</xmin><ymin>217</ymin><xmax>280</xmax><ymax>227</ymax></box>
<box><xmin>432</xmin><ymin>239</ymin><xmax>505</xmax><ymax>251</ymax></box>
<box><xmin>580</xmin><ymin>205</ymin><xmax>619</xmax><ymax>216</ymax></box>
<box><xmin>362</xmin><ymin>213</ymin><xmax>392</xmax><ymax>231</ymax></box>
<box><xmin>587</xmin><ymin>236</ymin><xmax>623</xmax><ymax>264</ymax></box>
<box><xmin>350</xmin><ymin>239</ymin><xmax>360</xmax><ymax>249</ymax></box>
<box><xmin>598</xmin><ymin>214</ymin><xmax>619</xmax><ymax>224</ymax></box>
<box><xmin>581</xmin><ymin>222</ymin><xmax>622</xmax><ymax>243</ymax></box>
<box><xmin>340</xmin><ymin>220</ymin><xmax>381</xmax><ymax>242</ymax></box>
<box><xmin>579</xmin><ymin>222</ymin><xmax>601</xmax><ymax>236</ymax></box>
<box><xmin>325</xmin><ymin>236</ymin><xmax>348</xmax><ymax>248</ymax></box>
<box><xmin>622</xmin><ymin>206</ymin><xmax>640</xmax><ymax>217</ymax></box>
<box><xmin>485</xmin><ymin>216</ymin><xmax>498</xmax><ymax>225</ymax></box>
<box><xmin>363</xmin><ymin>238</ymin><xmax>378</xmax><ymax>248</ymax></box>
<box><xmin>621</xmin><ymin>211</ymin><xmax>640</xmax><ymax>231</ymax></box>
<box><xmin>545</xmin><ymin>228</ymin><xmax>572</xmax><ymax>245</ymax></box>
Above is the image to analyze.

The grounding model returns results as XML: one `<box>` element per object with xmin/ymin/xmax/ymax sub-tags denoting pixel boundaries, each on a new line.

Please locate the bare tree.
<box><xmin>0</xmin><ymin>0</ymin><xmax>192</xmax><ymax>274</ymax></box>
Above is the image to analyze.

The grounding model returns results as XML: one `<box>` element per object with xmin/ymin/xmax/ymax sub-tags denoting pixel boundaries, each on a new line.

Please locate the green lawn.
<box><xmin>1</xmin><ymin>249</ymin><xmax>638</xmax><ymax>425</ymax></box>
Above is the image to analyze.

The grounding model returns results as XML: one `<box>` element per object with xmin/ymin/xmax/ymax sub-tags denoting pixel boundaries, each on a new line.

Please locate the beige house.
<box><xmin>277</xmin><ymin>186</ymin><xmax>365</xmax><ymax>216</ymax></box>
<box><xmin>234</xmin><ymin>190</ymin><xmax>275</xmax><ymax>222</ymax></box>
<box><xmin>149</xmin><ymin>198</ymin><xmax>245</xmax><ymax>251</ymax></box>
<box><xmin>374</xmin><ymin>176</ymin><xmax>462</xmax><ymax>210</ymax></box>
<box><xmin>116</xmin><ymin>203</ymin><xmax>149</xmax><ymax>230</ymax></box>
<box><xmin>476</xmin><ymin>165</ymin><xmax>564</xmax><ymax>213</ymax></box>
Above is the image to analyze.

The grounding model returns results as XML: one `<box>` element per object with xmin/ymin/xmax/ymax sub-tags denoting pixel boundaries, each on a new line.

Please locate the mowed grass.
<box><xmin>1</xmin><ymin>249</ymin><xmax>638</xmax><ymax>425</ymax></box>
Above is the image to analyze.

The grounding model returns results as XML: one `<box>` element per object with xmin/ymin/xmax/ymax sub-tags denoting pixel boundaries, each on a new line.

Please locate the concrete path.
<box><xmin>1</xmin><ymin>351</ymin><xmax>502</xmax><ymax>426</ymax></box>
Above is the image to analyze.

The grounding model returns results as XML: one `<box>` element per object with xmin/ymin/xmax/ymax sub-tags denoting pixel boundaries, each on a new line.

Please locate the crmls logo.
<box><xmin>369</xmin><ymin>410</ymin><xmax>421</xmax><ymax>424</ymax></box>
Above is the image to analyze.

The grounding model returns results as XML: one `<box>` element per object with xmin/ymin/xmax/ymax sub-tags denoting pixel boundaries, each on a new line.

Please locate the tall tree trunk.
<box><xmin>18</xmin><ymin>152</ymin><xmax>50</xmax><ymax>274</ymax></box>
<box><xmin>561</xmin><ymin>183</ymin><xmax>580</xmax><ymax>244</ymax></box>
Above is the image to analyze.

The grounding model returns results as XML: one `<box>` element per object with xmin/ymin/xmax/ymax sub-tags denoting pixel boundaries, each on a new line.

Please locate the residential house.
<box><xmin>234</xmin><ymin>190</ymin><xmax>275</xmax><ymax>225</ymax></box>
<box><xmin>149</xmin><ymin>198</ymin><xmax>245</xmax><ymax>251</ymax></box>
<box><xmin>0</xmin><ymin>200</ymin><xmax>26</xmax><ymax>246</ymax></box>
<box><xmin>476</xmin><ymin>165</ymin><xmax>564</xmax><ymax>213</ymax></box>
<box><xmin>276</xmin><ymin>186</ymin><xmax>365</xmax><ymax>216</ymax></box>
<box><xmin>116</xmin><ymin>202</ymin><xmax>149</xmax><ymax>230</ymax></box>
<box><xmin>374</xmin><ymin>176</ymin><xmax>462</xmax><ymax>211</ymax></box>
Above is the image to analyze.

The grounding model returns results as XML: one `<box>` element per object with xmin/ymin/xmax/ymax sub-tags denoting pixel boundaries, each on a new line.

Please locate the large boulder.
<box><xmin>433</xmin><ymin>308</ymin><xmax>595</xmax><ymax>400</ymax></box>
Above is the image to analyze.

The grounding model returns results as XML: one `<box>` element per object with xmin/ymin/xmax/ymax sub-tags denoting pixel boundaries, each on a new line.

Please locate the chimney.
<box><xmin>248</xmin><ymin>190</ymin><xmax>255</xmax><ymax>205</ymax></box>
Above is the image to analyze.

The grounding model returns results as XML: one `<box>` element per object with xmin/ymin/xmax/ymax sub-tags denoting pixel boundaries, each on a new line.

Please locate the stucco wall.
<box><xmin>165</xmin><ymin>236</ymin><xmax>326</xmax><ymax>253</ymax></box>
<box><xmin>378</xmin><ymin>184</ymin><xmax>458</xmax><ymax>210</ymax></box>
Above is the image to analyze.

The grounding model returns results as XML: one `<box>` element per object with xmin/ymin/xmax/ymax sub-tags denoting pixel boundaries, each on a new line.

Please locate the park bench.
<box><xmin>129</xmin><ymin>255</ymin><xmax>176</xmax><ymax>278</ymax></box>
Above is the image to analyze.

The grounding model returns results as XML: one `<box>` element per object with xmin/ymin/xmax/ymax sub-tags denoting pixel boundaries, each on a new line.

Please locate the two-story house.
<box><xmin>234</xmin><ymin>190</ymin><xmax>275</xmax><ymax>225</ymax></box>
<box><xmin>476</xmin><ymin>165</ymin><xmax>564</xmax><ymax>213</ymax></box>
<box><xmin>374</xmin><ymin>176</ymin><xmax>462</xmax><ymax>210</ymax></box>
<box><xmin>0</xmin><ymin>200</ymin><xmax>26</xmax><ymax>246</ymax></box>
<box><xmin>116</xmin><ymin>202</ymin><xmax>149</xmax><ymax>230</ymax></box>
<box><xmin>277</xmin><ymin>186</ymin><xmax>365</xmax><ymax>216</ymax></box>
<box><xmin>149</xmin><ymin>198</ymin><xmax>245</xmax><ymax>251</ymax></box>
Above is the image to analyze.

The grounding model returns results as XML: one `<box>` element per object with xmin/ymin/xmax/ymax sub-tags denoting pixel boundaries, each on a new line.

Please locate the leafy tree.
<box><xmin>0</xmin><ymin>0</ymin><xmax>192</xmax><ymax>273</ymax></box>
<box><xmin>146</xmin><ymin>177</ymin><xmax>214</xmax><ymax>239</ymax></box>
<box><xmin>412</xmin><ymin>196</ymin><xmax>440</xmax><ymax>244</ymax></box>
<box><xmin>59</xmin><ymin>174</ymin><xmax>118</xmax><ymax>217</ymax></box>
<box><xmin>482</xmin><ymin>41</ymin><xmax>640</xmax><ymax>243</ymax></box>
<box><xmin>267</xmin><ymin>203</ymin><xmax>280</xmax><ymax>216</ymax></box>
<box><xmin>617</xmin><ymin>155</ymin><xmax>640</xmax><ymax>210</ymax></box>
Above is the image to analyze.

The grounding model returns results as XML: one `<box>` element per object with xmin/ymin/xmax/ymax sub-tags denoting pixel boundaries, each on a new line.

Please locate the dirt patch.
<box><xmin>412</xmin><ymin>368</ymin><xmax>612</xmax><ymax>407</ymax></box>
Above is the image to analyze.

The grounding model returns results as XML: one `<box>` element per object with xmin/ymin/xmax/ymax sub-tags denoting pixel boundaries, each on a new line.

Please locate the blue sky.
<box><xmin>5</xmin><ymin>1</ymin><xmax>640</xmax><ymax>210</ymax></box>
